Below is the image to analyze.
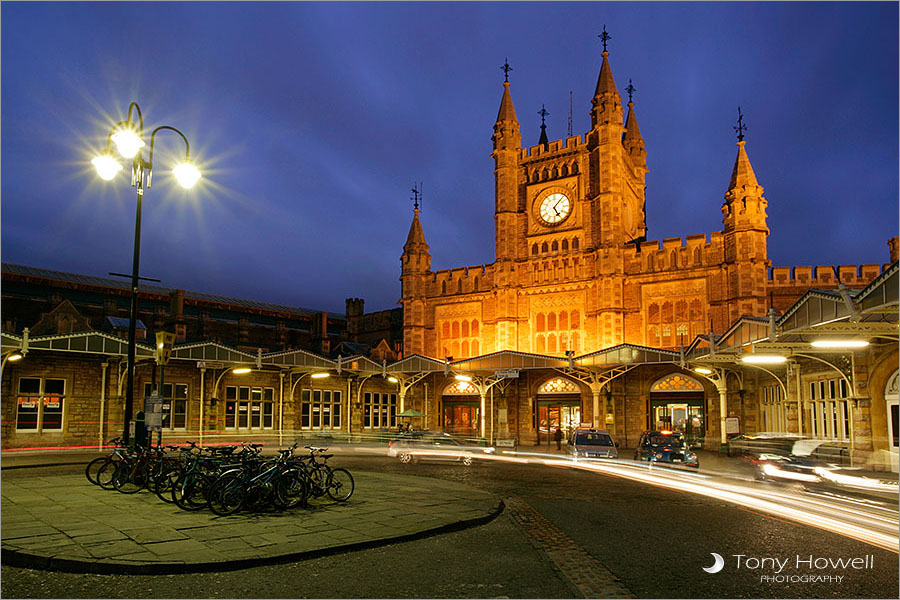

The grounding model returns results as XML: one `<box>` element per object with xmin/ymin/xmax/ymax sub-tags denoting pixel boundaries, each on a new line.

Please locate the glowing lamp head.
<box><xmin>387</xmin><ymin>377</ymin><xmax>399</xmax><ymax>383</ymax></box>
<box><xmin>311</xmin><ymin>372</ymin><xmax>330</xmax><ymax>379</ymax></box>
<box><xmin>173</xmin><ymin>160</ymin><xmax>202</xmax><ymax>189</ymax></box>
<box><xmin>741</xmin><ymin>354</ymin><xmax>787</xmax><ymax>364</ymax></box>
<box><xmin>7</xmin><ymin>351</ymin><xmax>24</xmax><ymax>362</ymax></box>
<box><xmin>91</xmin><ymin>153</ymin><xmax>123</xmax><ymax>180</ymax></box>
<box><xmin>693</xmin><ymin>367</ymin><xmax>712</xmax><ymax>375</ymax></box>
<box><xmin>111</xmin><ymin>126</ymin><xmax>145</xmax><ymax>159</ymax></box>
<box><xmin>454</xmin><ymin>374</ymin><xmax>473</xmax><ymax>382</ymax></box>
<box><xmin>810</xmin><ymin>340</ymin><xmax>869</xmax><ymax>349</ymax></box>
<box><xmin>232</xmin><ymin>367</ymin><xmax>251</xmax><ymax>375</ymax></box>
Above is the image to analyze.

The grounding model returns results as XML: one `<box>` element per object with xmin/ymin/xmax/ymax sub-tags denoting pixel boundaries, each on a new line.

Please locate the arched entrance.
<box><xmin>650</xmin><ymin>374</ymin><xmax>705</xmax><ymax>448</ymax></box>
<box><xmin>536</xmin><ymin>377</ymin><xmax>582</xmax><ymax>445</ymax></box>
<box><xmin>441</xmin><ymin>380</ymin><xmax>480</xmax><ymax>439</ymax></box>
<box><xmin>886</xmin><ymin>370</ymin><xmax>898</xmax><ymax>472</ymax></box>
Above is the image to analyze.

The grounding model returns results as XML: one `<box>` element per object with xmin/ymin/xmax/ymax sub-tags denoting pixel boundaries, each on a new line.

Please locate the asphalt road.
<box><xmin>2</xmin><ymin>455</ymin><xmax>898</xmax><ymax>599</ymax></box>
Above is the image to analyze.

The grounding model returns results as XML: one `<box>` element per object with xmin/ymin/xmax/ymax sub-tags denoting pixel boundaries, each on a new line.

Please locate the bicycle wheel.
<box><xmin>173</xmin><ymin>473</ymin><xmax>208</xmax><ymax>511</ymax></box>
<box><xmin>326</xmin><ymin>467</ymin><xmax>354</xmax><ymax>502</ymax></box>
<box><xmin>274</xmin><ymin>469</ymin><xmax>307</xmax><ymax>510</ymax></box>
<box><xmin>96</xmin><ymin>460</ymin><xmax>118</xmax><ymax>490</ymax></box>
<box><xmin>113</xmin><ymin>462</ymin><xmax>147</xmax><ymax>494</ymax></box>
<box><xmin>85</xmin><ymin>457</ymin><xmax>111</xmax><ymax>485</ymax></box>
<box><xmin>211</xmin><ymin>473</ymin><xmax>246</xmax><ymax>516</ymax></box>
<box><xmin>154</xmin><ymin>467</ymin><xmax>181</xmax><ymax>503</ymax></box>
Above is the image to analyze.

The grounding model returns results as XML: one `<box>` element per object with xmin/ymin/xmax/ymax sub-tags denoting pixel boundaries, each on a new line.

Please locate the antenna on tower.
<box><xmin>567</xmin><ymin>90</ymin><xmax>573</xmax><ymax>137</ymax></box>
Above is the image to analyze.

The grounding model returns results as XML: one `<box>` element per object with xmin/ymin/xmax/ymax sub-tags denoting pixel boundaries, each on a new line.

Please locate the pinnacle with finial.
<box><xmin>599</xmin><ymin>25</ymin><xmax>611</xmax><ymax>53</ymax></box>
<box><xmin>538</xmin><ymin>104</ymin><xmax>549</xmax><ymax>126</ymax></box>
<box><xmin>625</xmin><ymin>79</ymin><xmax>635</xmax><ymax>103</ymax></box>
<box><xmin>501</xmin><ymin>58</ymin><xmax>513</xmax><ymax>82</ymax></box>
<box><xmin>411</xmin><ymin>183</ymin><xmax>421</xmax><ymax>211</ymax></box>
<box><xmin>734</xmin><ymin>106</ymin><xmax>747</xmax><ymax>142</ymax></box>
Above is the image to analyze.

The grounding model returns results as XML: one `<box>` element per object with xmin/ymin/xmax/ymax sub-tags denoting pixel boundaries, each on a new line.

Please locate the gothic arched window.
<box><xmin>452</xmin><ymin>321</ymin><xmax>460</xmax><ymax>338</ymax></box>
<box><xmin>541</xmin><ymin>242</ymin><xmax>549</xmax><ymax>253</ymax></box>
<box><xmin>532</xmin><ymin>244</ymin><xmax>538</xmax><ymax>256</ymax></box>
<box><xmin>442</xmin><ymin>281</ymin><xmax>447</xmax><ymax>294</ymax></box>
<box><xmin>559</xmin><ymin>311</ymin><xmax>568</xmax><ymax>329</ymax></box>
<box><xmin>572</xmin><ymin>238</ymin><xmax>579</xmax><ymax>250</ymax></box>
<box><xmin>442</xmin><ymin>322</ymin><xmax>451</xmax><ymax>338</ymax></box>
<box><xmin>471</xmin><ymin>319</ymin><xmax>479</xmax><ymax>336</ymax></box>
<box><xmin>536</xmin><ymin>313</ymin><xmax>546</xmax><ymax>332</ymax></box>
<box><xmin>562</xmin><ymin>239</ymin><xmax>569</xmax><ymax>251</ymax></box>
<box><xmin>561</xmin><ymin>164</ymin><xmax>569</xmax><ymax>177</ymax></box>
<box><xmin>570</xmin><ymin>310</ymin><xmax>580</xmax><ymax>329</ymax></box>
<box><xmin>551</xmin><ymin>240</ymin><xmax>559</xmax><ymax>252</ymax></box>
<box><xmin>693</xmin><ymin>246</ymin><xmax>702</xmax><ymax>265</ymax></box>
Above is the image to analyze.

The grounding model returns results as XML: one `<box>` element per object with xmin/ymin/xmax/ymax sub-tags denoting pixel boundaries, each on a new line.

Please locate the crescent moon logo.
<box><xmin>703</xmin><ymin>552</ymin><xmax>725</xmax><ymax>574</ymax></box>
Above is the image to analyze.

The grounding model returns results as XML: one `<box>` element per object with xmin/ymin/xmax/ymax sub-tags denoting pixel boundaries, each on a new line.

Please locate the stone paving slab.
<box><xmin>1</xmin><ymin>470</ymin><xmax>501</xmax><ymax>574</ymax></box>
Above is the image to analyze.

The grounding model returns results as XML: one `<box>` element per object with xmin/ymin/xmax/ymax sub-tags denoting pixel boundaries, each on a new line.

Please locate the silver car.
<box><xmin>566</xmin><ymin>428</ymin><xmax>618</xmax><ymax>459</ymax></box>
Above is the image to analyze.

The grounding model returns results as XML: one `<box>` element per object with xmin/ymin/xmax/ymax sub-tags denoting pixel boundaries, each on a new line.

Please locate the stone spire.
<box><xmin>538</xmin><ymin>104</ymin><xmax>549</xmax><ymax>148</ymax></box>
<box><xmin>496</xmin><ymin>81</ymin><xmax>518</xmax><ymax>124</ymax></box>
<box><xmin>590</xmin><ymin>28</ymin><xmax>623</xmax><ymax>129</ymax></box>
<box><xmin>726</xmin><ymin>140</ymin><xmax>760</xmax><ymax>193</ymax></box>
<box><xmin>403</xmin><ymin>207</ymin><xmax>429</xmax><ymax>255</ymax></box>
<box><xmin>622</xmin><ymin>80</ymin><xmax>645</xmax><ymax>166</ymax></box>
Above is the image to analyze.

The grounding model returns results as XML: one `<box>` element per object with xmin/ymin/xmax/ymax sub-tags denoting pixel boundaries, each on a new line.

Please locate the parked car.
<box><xmin>387</xmin><ymin>431</ymin><xmax>495</xmax><ymax>465</ymax></box>
<box><xmin>634</xmin><ymin>430</ymin><xmax>699</xmax><ymax>468</ymax></box>
<box><xmin>566</xmin><ymin>428</ymin><xmax>618</xmax><ymax>459</ymax></box>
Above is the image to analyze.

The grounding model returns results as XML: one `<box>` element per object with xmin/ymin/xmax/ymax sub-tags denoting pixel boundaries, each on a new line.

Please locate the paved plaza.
<box><xmin>1</xmin><ymin>464</ymin><xmax>500</xmax><ymax>574</ymax></box>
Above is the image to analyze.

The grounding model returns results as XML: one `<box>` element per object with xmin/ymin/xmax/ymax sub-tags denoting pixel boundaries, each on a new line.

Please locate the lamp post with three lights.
<box><xmin>92</xmin><ymin>102</ymin><xmax>201</xmax><ymax>445</ymax></box>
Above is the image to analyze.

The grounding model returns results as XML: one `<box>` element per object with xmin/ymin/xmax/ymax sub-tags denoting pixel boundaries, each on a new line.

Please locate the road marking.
<box><xmin>504</xmin><ymin>497</ymin><xmax>635</xmax><ymax>599</ymax></box>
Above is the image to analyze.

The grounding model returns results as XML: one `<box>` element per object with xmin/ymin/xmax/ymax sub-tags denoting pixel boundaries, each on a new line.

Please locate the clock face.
<box><xmin>538</xmin><ymin>192</ymin><xmax>571</xmax><ymax>225</ymax></box>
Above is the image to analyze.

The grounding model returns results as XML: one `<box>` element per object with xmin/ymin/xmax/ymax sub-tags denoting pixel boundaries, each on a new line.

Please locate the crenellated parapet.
<box><xmin>621</xmin><ymin>232</ymin><xmax>725</xmax><ymax>274</ymax></box>
<box><xmin>430</xmin><ymin>265</ymin><xmax>491</xmax><ymax>297</ymax></box>
<box><xmin>767</xmin><ymin>263</ymin><xmax>886</xmax><ymax>312</ymax></box>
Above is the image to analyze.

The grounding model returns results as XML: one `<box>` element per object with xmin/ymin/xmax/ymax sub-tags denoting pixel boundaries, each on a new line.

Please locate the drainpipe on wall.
<box><xmin>279</xmin><ymin>371</ymin><xmax>285</xmax><ymax>446</ymax></box>
<box><xmin>199</xmin><ymin>367</ymin><xmax>206</xmax><ymax>447</ymax></box>
<box><xmin>99</xmin><ymin>362</ymin><xmax>109</xmax><ymax>451</ymax></box>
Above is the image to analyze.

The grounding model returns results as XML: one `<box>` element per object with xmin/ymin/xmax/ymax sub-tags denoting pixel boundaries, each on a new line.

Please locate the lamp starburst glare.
<box><xmin>91</xmin><ymin>153</ymin><xmax>123</xmax><ymax>180</ymax></box>
<box><xmin>173</xmin><ymin>160</ymin><xmax>202</xmax><ymax>189</ymax></box>
<box><xmin>111</xmin><ymin>126</ymin><xmax>145</xmax><ymax>159</ymax></box>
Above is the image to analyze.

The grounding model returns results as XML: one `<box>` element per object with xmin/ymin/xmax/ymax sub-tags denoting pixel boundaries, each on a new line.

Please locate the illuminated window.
<box><xmin>16</xmin><ymin>377</ymin><xmax>65</xmax><ymax>432</ymax></box>
<box><xmin>144</xmin><ymin>382</ymin><xmax>190</xmax><ymax>430</ymax></box>
<box><xmin>363</xmin><ymin>391</ymin><xmax>394</xmax><ymax>429</ymax></box>
<box><xmin>224</xmin><ymin>385</ymin><xmax>275</xmax><ymax>431</ymax></box>
<box><xmin>538</xmin><ymin>378</ymin><xmax>580</xmax><ymax>394</ymax></box>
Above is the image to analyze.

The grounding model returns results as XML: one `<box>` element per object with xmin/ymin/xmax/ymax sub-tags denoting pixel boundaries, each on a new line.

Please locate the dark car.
<box><xmin>387</xmin><ymin>431</ymin><xmax>495</xmax><ymax>465</ymax></box>
<box><xmin>634</xmin><ymin>430</ymin><xmax>699</xmax><ymax>468</ymax></box>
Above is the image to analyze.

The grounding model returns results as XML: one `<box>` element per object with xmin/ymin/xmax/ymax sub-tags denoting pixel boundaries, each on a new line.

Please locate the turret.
<box><xmin>492</xmin><ymin>60</ymin><xmax>522</xmax><ymax>262</ymax></box>
<box><xmin>586</xmin><ymin>29</ymin><xmax>644</xmax><ymax>247</ymax></box>
<box><xmin>721</xmin><ymin>109</ymin><xmax>770</xmax><ymax>321</ymax></box>
<box><xmin>622</xmin><ymin>80</ymin><xmax>646</xmax><ymax>170</ymax></box>
<box><xmin>399</xmin><ymin>191</ymin><xmax>431</xmax><ymax>356</ymax></box>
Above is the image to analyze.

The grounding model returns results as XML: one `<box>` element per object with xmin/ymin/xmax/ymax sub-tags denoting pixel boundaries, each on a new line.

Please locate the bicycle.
<box><xmin>294</xmin><ymin>446</ymin><xmax>354</xmax><ymax>503</ymax></box>
<box><xmin>210</xmin><ymin>443</ymin><xmax>307</xmax><ymax>516</ymax></box>
<box><xmin>84</xmin><ymin>438</ymin><xmax>126</xmax><ymax>485</ymax></box>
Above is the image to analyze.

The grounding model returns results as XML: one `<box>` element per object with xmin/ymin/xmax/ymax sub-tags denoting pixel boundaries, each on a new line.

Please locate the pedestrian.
<box><xmin>554</xmin><ymin>426</ymin><xmax>563</xmax><ymax>450</ymax></box>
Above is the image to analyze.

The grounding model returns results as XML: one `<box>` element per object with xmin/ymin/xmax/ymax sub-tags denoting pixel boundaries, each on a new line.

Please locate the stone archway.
<box><xmin>650</xmin><ymin>373</ymin><xmax>706</xmax><ymax>447</ymax></box>
<box><xmin>886</xmin><ymin>370</ymin><xmax>898</xmax><ymax>472</ymax></box>
<box><xmin>535</xmin><ymin>376</ymin><xmax>583</xmax><ymax>445</ymax></box>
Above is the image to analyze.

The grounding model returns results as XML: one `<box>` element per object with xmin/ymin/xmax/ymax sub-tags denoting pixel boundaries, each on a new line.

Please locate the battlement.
<box><xmin>520</xmin><ymin>135</ymin><xmax>584</xmax><ymax>160</ymax></box>
<box><xmin>622</xmin><ymin>232</ymin><xmax>724</xmax><ymax>273</ymax></box>
<box><xmin>430</xmin><ymin>264</ymin><xmax>490</xmax><ymax>296</ymax></box>
<box><xmin>768</xmin><ymin>264</ymin><xmax>885</xmax><ymax>288</ymax></box>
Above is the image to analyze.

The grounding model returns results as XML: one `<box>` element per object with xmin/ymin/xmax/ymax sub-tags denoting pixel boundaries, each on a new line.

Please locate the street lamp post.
<box><xmin>92</xmin><ymin>102</ymin><xmax>201</xmax><ymax>445</ymax></box>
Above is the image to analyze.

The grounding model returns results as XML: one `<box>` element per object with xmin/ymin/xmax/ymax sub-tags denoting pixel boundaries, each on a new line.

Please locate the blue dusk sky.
<box><xmin>2</xmin><ymin>2</ymin><xmax>897</xmax><ymax>314</ymax></box>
